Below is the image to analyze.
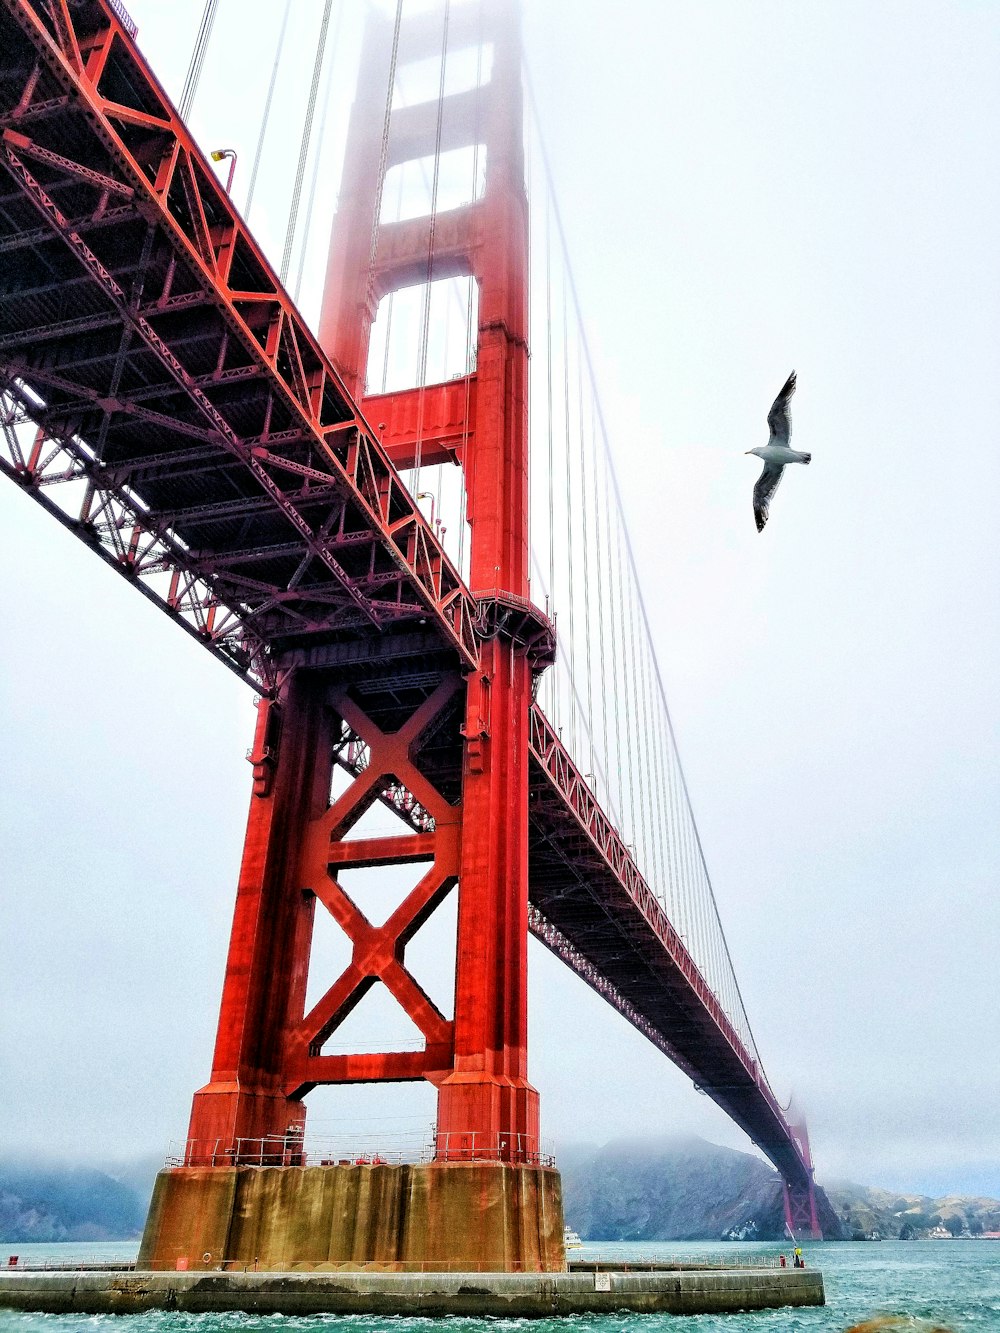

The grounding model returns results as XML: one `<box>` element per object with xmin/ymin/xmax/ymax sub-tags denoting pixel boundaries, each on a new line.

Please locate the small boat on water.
<box><xmin>563</xmin><ymin>1225</ymin><xmax>583</xmax><ymax>1250</ymax></box>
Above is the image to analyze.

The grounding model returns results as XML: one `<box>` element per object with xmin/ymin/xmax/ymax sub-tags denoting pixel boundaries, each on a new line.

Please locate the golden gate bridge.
<box><xmin>0</xmin><ymin>0</ymin><xmax>821</xmax><ymax>1270</ymax></box>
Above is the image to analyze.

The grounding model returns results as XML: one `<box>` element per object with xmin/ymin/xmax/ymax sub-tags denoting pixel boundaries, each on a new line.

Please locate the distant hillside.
<box><xmin>824</xmin><ymin>1180</ymin><xmax>1000</xmax><ymax>1240</ymax></box>
<box><xmin>559</xmin><ymin>1135</ymin><xmax>843</xmax><ymax>1241</ymax></box>
<box><xmin>0</xmin><ymin>1160</ymin><xmax>148</xmax><ymax>1243</ymax></box>
<box><xmin>4</xmin><ymin>1143</ymin><xmax>997</xmax><ymax>1247</ymax></box>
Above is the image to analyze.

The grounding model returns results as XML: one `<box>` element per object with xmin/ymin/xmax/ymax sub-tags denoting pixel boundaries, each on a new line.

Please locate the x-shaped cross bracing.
<box><xmin>286</xmin><ymin>677</ymin><xmax>463</xmax><ymax>1095</ymax></box>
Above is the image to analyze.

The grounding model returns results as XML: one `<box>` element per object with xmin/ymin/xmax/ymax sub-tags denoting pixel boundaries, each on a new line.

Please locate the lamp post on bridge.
<box><xmin>210</xmin><ymin>147</ymin><xmax>237</xmax><ymax>193</ymax></box>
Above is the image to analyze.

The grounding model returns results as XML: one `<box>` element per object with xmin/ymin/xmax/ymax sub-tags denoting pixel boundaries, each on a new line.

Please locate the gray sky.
<box><xmin>2</xmin><ymin>0</ymin><xmax>998</xmax><ymax>1199</ymax></box>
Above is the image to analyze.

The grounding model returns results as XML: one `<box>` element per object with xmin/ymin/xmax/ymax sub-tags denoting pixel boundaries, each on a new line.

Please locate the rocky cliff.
<box><xmin>559</xmin><ymin>1135</ymin><xmax>843</xmax><ymax>1241</ymax></box>
<box><xmin>0</xmin><ymin>1160</ymin><xmax>147</xmax><ymax>1243</ymax></box>
<box><xmin>824</xmin><ymin>1179</ymin><xmax>1000</xmax><ymax>1240</ymax></box>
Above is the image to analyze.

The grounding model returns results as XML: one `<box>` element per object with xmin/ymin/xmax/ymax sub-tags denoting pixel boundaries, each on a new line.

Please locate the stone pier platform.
<box><xmin>0</xmin><ymin>1264</ymin><xmax>824</xmax><ymax>1316</ymax></box>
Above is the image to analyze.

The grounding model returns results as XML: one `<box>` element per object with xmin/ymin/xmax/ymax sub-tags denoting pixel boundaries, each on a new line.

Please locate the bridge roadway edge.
<box><xmin>0</xmin><ymin>1266</ymin><xmax>825</xmax><ymax>1316</ymax></box>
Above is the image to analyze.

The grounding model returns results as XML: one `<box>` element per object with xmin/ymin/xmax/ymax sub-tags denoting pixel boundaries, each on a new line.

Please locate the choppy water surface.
<box><xmin>2</xmin><ymin>1240</ymin><xmax>999</xmax><ymax>1331</ymax></box>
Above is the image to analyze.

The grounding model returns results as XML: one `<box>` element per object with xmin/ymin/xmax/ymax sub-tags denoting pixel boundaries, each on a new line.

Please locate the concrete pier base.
<box><xmin>0</xmin><ymin>1265</ymin><xmax>825</xmax><ymax>1316</ymax></box>
<box><xmin>139</xmin><ymin>1163</ymin><xmax>565</xmax><ymax>1273</ymax></box>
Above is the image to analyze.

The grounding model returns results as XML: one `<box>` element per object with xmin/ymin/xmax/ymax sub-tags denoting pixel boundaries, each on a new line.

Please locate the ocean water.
<box><xmin>1</xmin><ymin>1239</ymin><xmax>999</xmax><ymax>1331</ymax></box>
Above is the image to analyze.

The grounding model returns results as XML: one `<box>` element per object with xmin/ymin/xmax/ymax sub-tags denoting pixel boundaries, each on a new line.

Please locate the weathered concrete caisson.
<box><xmin>140</xmin><ymin>1163</ymin><xmax>566</xmax><ymax>1273</ymax></box>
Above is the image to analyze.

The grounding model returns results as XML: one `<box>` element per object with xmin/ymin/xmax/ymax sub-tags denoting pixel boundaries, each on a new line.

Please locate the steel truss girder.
<box><xmin>527</xmin><ymin>705</ymin><xmax>815</xmax><ymax>1194</ymax></box>
<box><xmin>527</xmin><ymin>905</ymin><xmax>700</xmax><ymax>1083</ymax></box>
<box><xmin>0</xmin><ymin>0</ymin><xmax>479</xmax><ymax>672</ymax></box>
<box><xmin>1</xmin><ymin>386</ymin><xmax>274</xmax><ymax>684</ymax></box>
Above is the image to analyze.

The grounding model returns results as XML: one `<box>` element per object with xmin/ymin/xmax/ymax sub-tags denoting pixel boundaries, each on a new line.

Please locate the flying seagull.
<box><xmin>746</xmin><ymin>371</ymin><xmax>810</xmax><ymax>531</ymax></box>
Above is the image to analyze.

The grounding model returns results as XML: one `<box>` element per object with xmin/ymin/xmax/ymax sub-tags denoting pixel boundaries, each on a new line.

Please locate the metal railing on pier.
<box><xmin>166</xmin><ymin>1130</ymin><xmax>555</xmax><ymax>1170</ymax></box>
<box><xmin>4</xmin><ymin>1256</ymin><xmax>138</xmax><ymax>1272</ymax></box>
<box><xmin>5</xmin><ymin>1253</ymin><xmax>786</xmax><ymax>1274</ymax></box>
<box><xmin>570</xmin><ymin>1252</ymin><xmax>786</xmax><ymax>1271</ymax></box>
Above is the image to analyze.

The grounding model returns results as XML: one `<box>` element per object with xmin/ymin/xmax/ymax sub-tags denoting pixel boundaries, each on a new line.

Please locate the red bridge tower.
<box><xmin>140</xmin><ymin>0</ymin><xmax>564</xmax><ymax>1272</ymax></box>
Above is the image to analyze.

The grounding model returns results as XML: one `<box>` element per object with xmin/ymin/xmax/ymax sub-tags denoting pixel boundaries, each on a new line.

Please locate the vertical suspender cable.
<box><xmin>647</xmin><ymin>660</ymin><xmax>669</xmax><ymax>908</ymax></box>
<box><xmin>637</xmin><ymin>638</ymin><xmax>660</xmax><ymax>897</ymax></box>
<box><xmin>412</xmin><ymin>0</ymin><xmax>451</xmax><ymax>498</ymax></box>
<box><xmin>525</xmin><ymin>71</ymin><xmax>768</xmax><ymax>1067</ymax></box>
<box><xmin>245</xmin><ymin>0</ymin><xmax>292</xmax><ymax>215</ymax></box>
<box><xmin>544</xmin><ymin>197</ymin><xmax>557</xmax><ymax>724</ymax></box>
<box><xmin>591</xmin><ymin>394</ymin><xmax>611</xmax><ymax>810</ymax></box>
<box><xmin>606</xmin><ymin>453</ymin><xmax>625</xmax><ymax>827</ymax></box>
<box><xmin>577</xmin><ymin>344</ymin><xmax>595</xmax><ymax>779</ymax></box>
<box><xmin>178</xmin><ymin>0</ymin><xmax>220</xmax><ymax>121</ymax></box>
<box><xmin>380</xmin><ymin>293</ymin><xmax>396</xmax><ymax>393</ymax></box>
<box><xmin>293</xmin><ymin>0</ymin><xmax>344</xmax><ymax>300</ymax></box>
<box><xmin>658</xmin><ymin>703</ymin><xmax>682</xmax><ymax>924</ymax></box>
<box><xmin>645</xmin><ymin>650</ymin><xmax>670</xmax><ymax>909</ymax></box>
<box><xmin>625</xmin><ymin>567</ymin><xmax>647</xmax><ymax>868</ymax></box>
<box><xmin>634</xmin><ymin>628</ymin><xmax>652</xmax><ymax>876</ymax></box>
<box><xmin>378</xmin><ymin>168</ymin><xmax>406</xmax><ymax>392</ymax></box>
<box><xmin>526</xmin><ymin>77</ymin><xmax>762</xmax><ymax>1055</ymax></box>
<box><xmin>561</xmin><ymin>287</ymin><xmax>577</xmax><ymax>754</ymax></box>
<box><xmin>281</xmin><ymin>0</ymin><xmax>335</xmax><ymax>284</ymax></box>
<box><xmin>365</xmin><ymin>2</ymin><xmax>405</xmax><ymax>327</ymax></box>
<box><xmin>614</xmin><ymin>517</ymin><xmax>637</xmax><ymax>844</ymax></box>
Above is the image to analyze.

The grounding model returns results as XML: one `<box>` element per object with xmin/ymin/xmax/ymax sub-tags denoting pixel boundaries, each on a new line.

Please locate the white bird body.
<box><xmin>747</xmin><ymin>444</ymin><xmax>811</xmax><ymax>465</ymax></box>
<box><xmin>745</xmin><ymin>371</ymin><xmax>809</xmax><ymax>531</ymax></box>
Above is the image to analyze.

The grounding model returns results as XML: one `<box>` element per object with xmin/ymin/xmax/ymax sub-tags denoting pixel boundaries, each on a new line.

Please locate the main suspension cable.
<box><xmin>525</xmin><ymin>70</ymin><xmax>762</xmax><ymax>1057</ymax></box>
<box><xmin>365</xmin><ymin>1</ymin><xmax>405</xmax><ymax>323</ymax></box>
<box><xmin>293</xmin><ymin>0</ymin><xmax>342</xmax><ymax>301</ymax></box>
<box><xmin>245</xmin><ymin>0</ymin><xmax>292</xmax><ymax>217</ymax></box>
<box><xmin>281</xmin><ymin>0</ymin><xmax>335</xmax><ymax>285</ymax></box>
<box><xmin>178</xmin><ymin>0</ymin><xmax>220</xmax><ymax>121</ymax></box>
<box><xmin>412</xmin><ymin>0</ymin><xmax>452</xmax><ymax>498</ymax></box>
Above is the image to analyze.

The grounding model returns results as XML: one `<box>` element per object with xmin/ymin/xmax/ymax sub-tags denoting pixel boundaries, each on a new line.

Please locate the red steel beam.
<box><xmin>0</xmin><ymin>0</ymin><xmax>479</xmax><ymax>683</ymax></box>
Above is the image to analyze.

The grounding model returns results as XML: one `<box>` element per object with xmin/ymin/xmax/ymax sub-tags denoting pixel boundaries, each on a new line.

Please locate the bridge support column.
<box><xmin>141</xmin><ymin>659</ymin><xmax>563</xmax><ymax>1272</ymax></box>
<box><xmin>141</xmin><ymin>0</ymin><xmax>563</xmax><ymax>1275</ymax></box>
<box><xmin>783</xmin><ymin>1178</ymin><xmax>822</xmax><ymax>1242</ymax></box>
<box><xmin>782</xmin><ymin>1120</ymin><xmax>822</xmax><ymax>1240</ymax></box>
<box><xmin>436</xmin><ymin>638</ymin><xmax>538</xmax><ymax>1161</ymax></box>
<box><xmin>185</xmin><ymin>674</ymin><xmax>329</xmax><ymax>1156</ymax></box>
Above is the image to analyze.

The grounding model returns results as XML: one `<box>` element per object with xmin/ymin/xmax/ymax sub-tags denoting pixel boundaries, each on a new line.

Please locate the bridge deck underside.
<box><xmin>326</xmin><ymin>668</ymin><xmax>809</xmax><ymax>1192</ymax></box>
<box><xmin>0</xmin><ymin>0</ymin><xmax>811</xmax><ymax>1197</ymax></box>
<box><xmin>525</xmin><ymin>716</ymin><xmax>809</xmax><ymax>1190</ymax></box>
<box><xmin>0</xmin><ymin>0</ymin><xmax>476</xmax><ymax>685</ymax></box>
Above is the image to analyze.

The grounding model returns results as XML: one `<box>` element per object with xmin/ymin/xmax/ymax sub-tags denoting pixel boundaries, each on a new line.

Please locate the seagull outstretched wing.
<box><xmin>766</xmin><ymin>370</ymin><xmax>796</xmax><ymax>446</ymax></box>
<box><xmin>753</xmin><ymin>463</ymin><xmax>783</xmax><ymax>532</ymax></box>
